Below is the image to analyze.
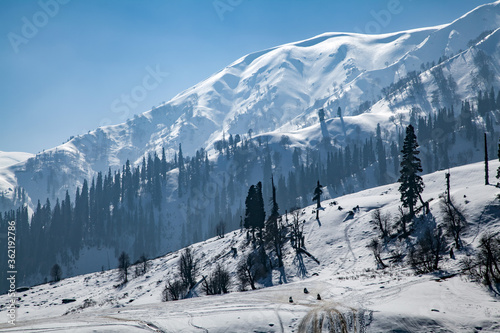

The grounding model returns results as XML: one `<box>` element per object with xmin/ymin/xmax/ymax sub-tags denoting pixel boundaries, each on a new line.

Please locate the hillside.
<box><xmin>3</xmin><ymin>0</ymin><xmax>500</xmax><ymax>295</ymax></box>
<box><xmin>1</xmin><ymin>160</ymin><xmax>499</xmax><ymax>332</ymax></box>
<box><xmin>2</xmin><ymin>1</ymin><xmax>500</xmax><ymax>211</ymax></box>
<box><xmin>0</xmin><ymin>151</ymin><xmax>33</xmax><ymax>210</ymax></box>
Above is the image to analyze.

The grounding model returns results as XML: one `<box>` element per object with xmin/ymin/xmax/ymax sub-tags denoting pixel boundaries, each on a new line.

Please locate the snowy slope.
<box><xmin>1</xmin><ymin>160</ymin><xmax>499</xmax><ymax>332</ymax></box>
<box><xmin>0</xmin><ymin>151</ymin><xmax>34</xmax><ymax>211</ymax></box>
<box><xmin>0</xmin><ymin>151</ymin><xmax>33</xmax><ymax>191</ymax></box>
<box><xmin>2</xmin><ymin>1</ymin><xmax>500</xmax><ymax>213</ymax></box>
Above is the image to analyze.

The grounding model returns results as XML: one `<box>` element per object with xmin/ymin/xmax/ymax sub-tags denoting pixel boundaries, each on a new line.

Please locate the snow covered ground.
<box><xmin>0</xmin><ymin>151</ymin><xmax>34</xmax><ymax>213</ymax></box>
<box><xmin>0</xmin><ymin>151</ymin><xmax>33</xmax><ymax>194</ymax></box>
<box><xmin>1</xmin><ymin>160</ymin><xmax>500</xmax><ymax>332</ymax></box>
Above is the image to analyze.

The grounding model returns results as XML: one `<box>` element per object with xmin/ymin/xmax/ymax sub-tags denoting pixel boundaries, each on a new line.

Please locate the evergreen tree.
<box><xmin>255</xmin><ymin>181</ymin><xmax>266</xmax><ymax>236</ymax></box>
<box><xmin>398</xmin><ymin>125</ymin><xmax>424</xmax><ymax>218</ymax></box>
<box><xmin>485</xmin><ymin>133</ymin><xmax>489</xmax><ymax>185</ymax></box>
<box><xmin>376</xmin><ymin>123</ymin><xmax>387</xmax><ymax>184</ymax></box>
<box><xmin>312</xmin><ymin>180</ymin><xmax>323</xmax><ymax>219</ymax></box>
<box><xmin>141</xmin><ymin>156</ymin><xmax>147</xmax><ymax>182</ymax></box>
<box><xmin>50</xmin><ymin>263</ymin><xmax>62</xmax><ymax>282</ymax></box>
<box><xmin>178</xmin><ymin>143</ymin><xmax>185</xmax><ymax>197</ymax></box>
<box><xmin>312</xmin><ymin>180</ymin><xmax>323</xmax><ymax>209</ymax></box>
<box><xmin>496</xmin><ymin>138</ymin><xmax>500</xmax><ymax>186</ymax></box>
<box><xmin>244</xmin><ymin>182</ymin><xmax>265</xmax><ymax>241</ymax></box>
<box><xmin>318</xmin><ymin>108</ymin><xmax>325</xmax><ymax>122</ymax></box>
<box><xmin>161</xmin><ymin>147</ymin><xmax>168</xmax><ymax>178</ymax></box>
<box><xmin>265</xmin><ymin>176</ymin><xmax>283</xmax><ymax>267</ymax></box>
<box><xmin>461</xmin><ymin>101</ymin><xmax>473</xmax><ymax>140</ymax></box>
<box><xmin>391</xmin><ymin>141</ymin><xmax>399</xmax><ymax>174</ymax></box>
<box><xmin>244</xmin><ymin>185</ymin><xmax>255</xmax><ymax>230</ymax></box>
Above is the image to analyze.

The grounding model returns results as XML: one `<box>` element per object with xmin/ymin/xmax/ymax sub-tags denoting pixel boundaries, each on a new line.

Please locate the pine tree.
<box><xmin>255</xmin><ymin>181</ymin><xmax>266</xmax><ymax>237</ymax></box>
<box><xmin>445</xmin><ymin>172</ymin><xmax>451</xmax><ymax>203</ymax></box>
<box><xmin>318</xmin><ymin>108</ymin><xmax>325</xmax><ymax>122</ymax></box>
<box><xmin>485</xmin><ymin>133</ymin><xmax>489</xmax><ymax>185</ymax></box>
<box><xmin>496</xmin><ymin>138</ymin><xmax>500</xmax><ymax>186</ymax></box>
<box><xmin>244</xmin><ymin>182</ymin><xmax>265</xmax><ymax>241</ymax></box>
<box><xmin>244</xmin><ymin>185</ymin><xmax>255</xmax><ymax>230</ymax></box>
<box><xmin>398</xmin><ymin>124</ymin><xmax>424</xmax><ymax>219</ymax></box>
<box><xmin>178</xmin><ymin>143</ymin><xmax>185</xmax><ymax>197</ymax></box>
<box><xmin>461</xmin><ymin>101</ymin><xmax>473</xmax><ymax>140</ymax></box>
<box><xmin>391</xmin><ymin>141</ymin><xmax>399</xmax><ymax>174</ymax></box>
<box><xmin>376</xmin><ymin>123</ymin><xmax>387</xmax><ymax>184</ymax></box>
<box><xmin>50</xmin><ymin>263</ymin><xmax>62</xmax><ymax>282</ymax></box>
<box><xmin>312</xmin><ymin>180</ymin><xmax>323</xmax><ymax>219</ymax></box>
<box><xmin>266</xmin><ymin>177</ymin><xmax>283</xmax><ymax>267</ymax></box>
<box><xmin>312</xmin><ymin>180</ymin><xmax>323</xmax><ymax>209</ymax></box>
<box><xmin>161</xmin><ymin>147</ymin><xmax>168</xmax><ymax>178</ymax></box>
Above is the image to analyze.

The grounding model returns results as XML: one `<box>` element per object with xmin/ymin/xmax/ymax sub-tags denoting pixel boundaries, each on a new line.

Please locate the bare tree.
<box><xmin>237</xmin><ymin>254</ymin><xmax>257</xmax><ymax>291</ymax></box>
<box><xmin>290</xmin><ymin>210</ymin><xmax>304</xmax><ymax>250</ymax></box>
<box><xmin>50</xmin><ymin>264</ymin><xmax>62</xmax><ymax>282</ymax></box>
<box><xmin>118</xmin><ymin>251</ymin><xmax>130</xmax><ymax>283</ymax></box>
<box><xmin>395</xmin><ymin>206</ymin><xmax>408</xmax><ymax>235</ymax></box>
<box><xmin>440</xmin><ymin>198</ymin><xmax>467</xmax><ymax>250</ymax></box>
<box><xmin>216</xmin><ymin>220</ymin><xmax>226</xmax><ymax>238</ymax></box>
<box><xmin>179</xmin><ymin>247</ymin><xmax>198</xmax><ymax>289</ymax></box>
<box><xmin>162</xmin><ymin>278</ymin><xmax>186</xmax><ymax>301</ymax></box>
<box><xmin>202</xmin><ymin>263</ymin><xmax>231</xmax><ymax>295</ymax></box>
<box><xmin>409</xmin><ymin>227</ymin><xmax>446</xmax><ymax>273</ymax></box>
<box><xmin>135</xmin><ymin>254</ymin><xmax>149</xmax><ymax>277</ymax></box>
<box><xmin>462</xmin><ymin>233</ymin><xmax>500</xmax><ymax>292</ymax></box>
<box><xmin>367</xmin><ymin>238</ymin><xmax>387</xmax><ymax>268</ymax></box>
<box><xmin>371</xmin><ymin>208</ymin><xmax>390</xmax><ymax>240</ymax></box>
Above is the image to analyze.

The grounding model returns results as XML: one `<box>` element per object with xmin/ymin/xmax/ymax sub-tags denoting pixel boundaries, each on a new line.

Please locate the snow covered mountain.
<box><xmin>0</xmin><ymin>151</ymin><xmax>34</xmax><ymax>212</ymax></box>
<box><xmin>1</xmin><ymin>160</ymin><xmax>499</xmax><ymax>332</ymax></box>
<box><xmin>3</xmin><ymin>1</ymin><xmax>500</xmax><ymax>212</ymax></box>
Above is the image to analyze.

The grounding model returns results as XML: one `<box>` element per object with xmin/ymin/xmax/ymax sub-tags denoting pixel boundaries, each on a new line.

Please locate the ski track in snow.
<box><xmin>185</xmin><ymin>311</ymin><xmax>208</xmax><ymax>333</ymax></box>
<box><xmin>274</xmin><ymin>304</ymin><xmax>285</xmax><ymax>333</ymax></box>
<box><xmin>140</xmin><ymin>320</ymin><xmax>166</xmax><ymax>333</ymax></box>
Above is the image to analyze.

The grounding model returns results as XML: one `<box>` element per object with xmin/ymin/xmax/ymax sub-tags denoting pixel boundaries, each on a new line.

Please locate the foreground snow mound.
<box><xmin>1</xmin><ymin>160</ymin><xmax>500</xmax><ymax>332</ymax></box>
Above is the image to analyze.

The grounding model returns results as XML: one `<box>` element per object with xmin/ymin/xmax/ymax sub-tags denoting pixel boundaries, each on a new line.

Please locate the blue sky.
<box><xmin>0</xmin><ymin>0</ymin><xmax>494</xmax><ymax>153</ymax></box>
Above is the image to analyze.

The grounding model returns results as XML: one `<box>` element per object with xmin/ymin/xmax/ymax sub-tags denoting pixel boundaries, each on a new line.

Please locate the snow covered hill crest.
<box><xmin>3</xmin><ymin>1</ymin><xmax>500</xmax><ymax>210</ymax></box>
<box><xmin>1</xmin><ymin>160</ymin><xmax>500</xmax><ymax>332</ymax></box>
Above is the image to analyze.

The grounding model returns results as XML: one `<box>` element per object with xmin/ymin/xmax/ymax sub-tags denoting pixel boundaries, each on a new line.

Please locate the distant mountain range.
<box><xmin>2</xmin><ymin>1</ymin><xmax>500</xmax><ymax>211</ymax></box>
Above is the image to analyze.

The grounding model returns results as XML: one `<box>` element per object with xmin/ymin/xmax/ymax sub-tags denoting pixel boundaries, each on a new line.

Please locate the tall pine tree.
<box><xmin>265</xmin><ymin>176</ymin><xmax>283</xmax><ymax>267</ymax></box>
<box><xmin>255</xmin><ymin>181</ymin><xmax>266</xmax><ymax>237</ymax></box>
<box><xmin>496</xmin><ymin>138</ymin><xmax>500</xmax><ymax>186</ymax></box>
<box><xmin>376</xmin><ymin>123</ymin><xmax>387</xmax><ymax>184</ymax></box>
<box><xmin>484</xmin><ymin>133</ymin><xmax>489</xmax><ymax>185</ymax></box>
<box><xmin>178</xmin><ymin>143</ymin><xmax>185</xmax><ymax>197</ymax></box>
<box><xmin>398</xmin><ymin>124</ymin><xmax>424</xmax><ymax>218</ymax></box>
<box><xmin>244</xmin><ymin>182</ymin><xmax>266</xmax><ymax>241</ymax></box>
<box><xmin>312</xmin><ymin>180</ymin><xmax>323</xmax><ymax>219</ymax></box>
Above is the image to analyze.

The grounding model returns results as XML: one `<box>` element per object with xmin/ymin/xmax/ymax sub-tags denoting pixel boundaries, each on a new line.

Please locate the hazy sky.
<box><xmin>0</xmin><ymin>0</ymin><xmax>494</xmax><ymax>153</ymax></box>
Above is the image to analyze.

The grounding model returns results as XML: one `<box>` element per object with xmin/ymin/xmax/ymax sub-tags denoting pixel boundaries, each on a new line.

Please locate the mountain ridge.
<box><xmin>1</xmin><ymin>159</ymin><xmax>499</xmax><ymax>332</ymax></box>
